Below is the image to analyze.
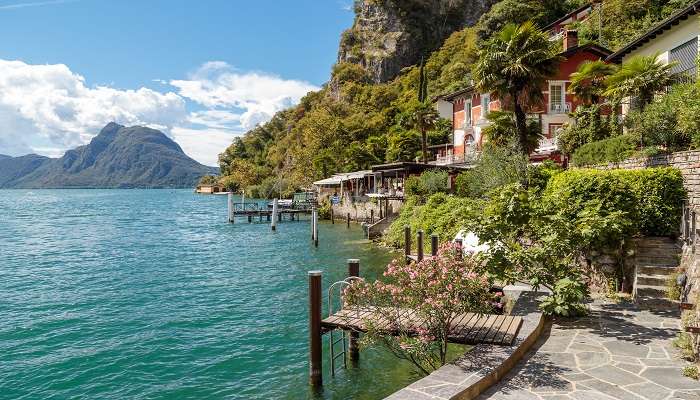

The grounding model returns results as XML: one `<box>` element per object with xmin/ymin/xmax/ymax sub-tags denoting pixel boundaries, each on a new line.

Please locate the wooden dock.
<box><xmin>321</xmin><ymin>306</ymin><xmax>522</xmax><ymax>346</ymax></box>
<box><xmin>229</xmin><ymin>202</ymin><xmax>312</xmax><ymax>221</ymax></box>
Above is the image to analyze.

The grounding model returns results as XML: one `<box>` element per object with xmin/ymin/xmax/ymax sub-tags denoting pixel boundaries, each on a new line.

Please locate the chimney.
<box><xmin>563</xmin><ymin>30</ymin><xmax>578</xmax><ymax>51</ymax></box>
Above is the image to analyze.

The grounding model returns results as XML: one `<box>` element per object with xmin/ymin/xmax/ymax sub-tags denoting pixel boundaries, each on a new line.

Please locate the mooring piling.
<box><xmin>417</xmin><ymin>230</ymin><xmax>424</xmax><ymax>262</ymax></box>
<box><xmin>346</xmin><ymin>213</ymin><xmax>350</xmax><ymax>228</ymax></box>
<box><xmin>248</xmin><ymin>215</ymin><xmax>252</xmax><ymax>223</ymax></box>
<box><xmin>404</xmin><ymin>225</ymin><xmax>411</xmax><ymax>261</ymax></box>
<box><xmin>308</xmin><ymin>271</ymin><xmax>322</xmax><ymax>387</ymax></box>
<box><xmin>455</xmin><ymin>238</ymin><xmax>463</xmax><ymax>260</ymax></box>
<box><xmin>313</xmin><ymin>208</ymin><xmax>319</xmax><ymax>248</ymax></box>
<box><xmin>347</xmin><ymin>259</ymin><xmax>360</xmax><ymax>363</ymax></box>
<box><xmin>271</xmin><ymin>198</ymin><xmax>278</xmax><ymax>231</ymax></box>
<box><xmin>431</xmin><ymin>234</ymin><xmax>439</xmax><ymax>257</ymax></box>
<box><xmin>330</xmin><ymin>207</ymin><xmax>334</xmax><ymax>224</ymax></box>
<box><xmin>227</xmin><ymin>192</ymin><xmax>234</xmax><ymax>223</ymax></box>
<box><xmin>370</xmin><ymin>209</ymin><xmax>374</xmax><ymax>224</ymax></box>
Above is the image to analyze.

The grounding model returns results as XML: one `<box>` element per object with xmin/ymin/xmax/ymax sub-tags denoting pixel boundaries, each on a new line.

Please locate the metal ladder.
<box><xmin>326</xmin><ymin>276</ymin><xmax>363</xmax><ymax>377</ymax></box>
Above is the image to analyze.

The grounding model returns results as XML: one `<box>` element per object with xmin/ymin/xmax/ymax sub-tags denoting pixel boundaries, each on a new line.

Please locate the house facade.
<box><xmin>435</xmin><ymin>30</ymin><xmax>611</xmax><ymax>165</ymax></box>
<box><xmin>608</xmin><ymin>1</ymin><xmax>700</xmax><ymax>114</ymax></box>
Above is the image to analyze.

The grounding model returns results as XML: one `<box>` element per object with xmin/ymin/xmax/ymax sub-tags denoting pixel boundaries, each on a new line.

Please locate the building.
<box><xmin>195</xmin><ymin>183</ymin><xmax>226</xmax><ymax>194</ymax></box>
<box><xmin>435</xmin><ymin>30</ymin><xmax>612</xmax><ymax>165</ymax></box>
<box><xmin>607</xmin><ymin>0</ymin><xmax>699</xmax><ymax>114</ymax></box>
<box><xmin>543</xmin><ymin>3</ymin><xmax>595</xmax><ymax>39</ymax></box>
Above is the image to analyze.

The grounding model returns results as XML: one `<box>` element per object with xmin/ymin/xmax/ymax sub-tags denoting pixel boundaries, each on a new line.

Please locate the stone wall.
<box><xmin>330</xmin><ymin>198</ymin><xmax>403</xmax><ymax>223</ymax></box>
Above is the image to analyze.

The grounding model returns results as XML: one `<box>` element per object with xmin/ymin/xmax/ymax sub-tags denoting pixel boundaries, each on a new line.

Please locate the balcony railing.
<box><xmin>549</xmin><ymin>102</ymin><xmax>571</xmax><ymax>114</ymax></box>
<box><xmin>433</xmin><ymin>149</ymin><xmax>479</xmax><ymax>166</ymax></box>
<box><xmin>535</xmin><ymin>136</ymin><xmax>558</xmax><ymax>153</ymax></box>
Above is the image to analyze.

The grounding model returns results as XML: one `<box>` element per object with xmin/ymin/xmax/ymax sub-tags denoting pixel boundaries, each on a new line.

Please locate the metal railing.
<box><xmin>535</xmin><ymin>136</ymin><xmax>558</xmax><ymax>152</ymax></box>
<box><xmin>549</xmin><ymin>102</ymin><xmax>572</xmax><ymax>114</ymax></box>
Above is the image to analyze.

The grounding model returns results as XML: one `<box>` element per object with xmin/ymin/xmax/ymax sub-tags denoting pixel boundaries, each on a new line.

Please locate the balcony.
<box><xmin>433</xmin><ymin>149</ymin><xmax>479</xmax><ymax>166</ymax></box>
<box><xmin>535</xmin><ymin>136</ymin><xmax>558</xmax><ymax>153</ymax></box>
<box><xmin>549</xmin><ymin>102</ymin><xmax>572</xmax><ymax>114</ymax></box>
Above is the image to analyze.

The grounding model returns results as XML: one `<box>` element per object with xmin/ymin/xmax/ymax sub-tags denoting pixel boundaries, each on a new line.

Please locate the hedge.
<box><xmin>543</xmin><ymin>168</ymin><xmax>685</xmax><ymax>237</ymax></box>
<box><xmin>383</xmin><ymin>193</ymin><xmax>482</xmax><ymax>249</ymax></box>
<box><xmin>571</xmin><ymin>135</ymin><xmax>637</xmax><ymax>167</ymax></box>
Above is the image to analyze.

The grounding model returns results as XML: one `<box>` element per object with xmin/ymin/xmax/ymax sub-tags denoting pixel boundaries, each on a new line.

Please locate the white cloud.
<box><xmin>0</xmin><ymin>59</ymin><xmax>317</xmax><ymax>167</ymax></box>
<box><xmin>170</xmin><ymin>127</ymin><xmax>237</xmax><ymax>167</ymax></box>
<box><xmin>170</xmin><ymin>61</ymin><xmax>319</xmax><ymax>130</ymax></box>
<box><xmin>0</xmin><ymin>59</ymin><xmax>186</xmax><ymax>156</ymax></box>
<box><xmin>0</xmin><ymin>0</ymin><xmax>78</xmax><ymax>11</ymax></box>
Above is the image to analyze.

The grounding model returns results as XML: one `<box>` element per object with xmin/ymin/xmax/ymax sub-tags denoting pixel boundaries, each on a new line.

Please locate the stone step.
<box><xmin>634</xmin><ymin>255</ymin><xmax>679</xmax><ymax>263</ymax></box>
<box><xmin>635</xmin><ymin>284</ymin><xmax>667</xmax><ymax>298</ymax></box>
<box><xmin>636</xmin><ymin>265</ymin><xmax>678</xmax><ymax>275</ymax></box>
<box><xmin>636</xmin><ymin>273</ymin><xmax>671</xmax><ymax>286</ymax></box>
<box><xmin>634</xmin><ymin>296</ymin><xmax>679</xmax><ymax>310</ymax></box>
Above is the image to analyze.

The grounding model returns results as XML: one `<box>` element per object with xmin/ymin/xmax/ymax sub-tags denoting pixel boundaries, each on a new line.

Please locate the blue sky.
<box><xmin>0</xmin><ymin>0</ymin><xmax>355</xmax><ymax>165</ymax></box>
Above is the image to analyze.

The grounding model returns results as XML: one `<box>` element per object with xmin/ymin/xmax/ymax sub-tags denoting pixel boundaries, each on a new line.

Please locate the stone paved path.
<box><xmin>478</xmin><ymin>301</ymin><xmax>700</xmax><ymax>400</ymax></box>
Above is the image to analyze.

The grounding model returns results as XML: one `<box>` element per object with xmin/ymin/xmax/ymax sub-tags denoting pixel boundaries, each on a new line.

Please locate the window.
<box><xmin>464</xmin><ymin>101</ymin><xmax>472</xmax><ymax>126</ymax></box>
<box><xmin>670</xmin><ymin>38</ymin><xmax>698</xmax><ymax>78</ymax></box>
<box><xmin>480</xmin><ymin>94</ymin><xmax>490</xmax><ymax>117</ymax></box>
<box><xmin>548</xmin><ymin>124</ymin><xmax>563</xmax><ymax>138</ymax></box>
<box><xmin>549</xmin><ymin>83</ymin><xmax>564</xmax><ymax>113</ymax></box>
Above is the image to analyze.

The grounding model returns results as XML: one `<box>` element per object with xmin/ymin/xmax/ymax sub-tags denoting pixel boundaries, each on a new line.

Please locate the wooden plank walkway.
<box><xmin>321</xmin><ymin>306</ymin><xmax>522</xmax><ymax>346</ymax></box>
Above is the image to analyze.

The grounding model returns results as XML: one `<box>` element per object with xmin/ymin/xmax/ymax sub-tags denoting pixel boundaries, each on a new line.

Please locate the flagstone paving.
<box><xmin>478</xmin><ymin>301</ymin><xmax>700</xmax><ymax>400</ymax></box>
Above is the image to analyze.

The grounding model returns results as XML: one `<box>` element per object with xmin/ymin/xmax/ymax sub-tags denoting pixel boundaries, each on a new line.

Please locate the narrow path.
<box><xmin>478</xmin><ymin>301</ymin><xmax>700</xmax><ymax>400</ymax></box>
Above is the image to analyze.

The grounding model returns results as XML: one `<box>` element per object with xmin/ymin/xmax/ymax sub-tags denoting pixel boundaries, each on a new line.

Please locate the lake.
<box><xmin>0</xmin><ymin>189</ymin><xmax>418</xmax><ymax>399</ymax></box>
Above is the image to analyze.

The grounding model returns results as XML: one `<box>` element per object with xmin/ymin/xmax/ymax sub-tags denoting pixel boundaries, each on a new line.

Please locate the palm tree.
<box><xmin>603</xmin><ymin>53</ymin><xmax>678</xmax><ymax>110</ymax></box>
<box><xmin>482</xmin><ymin>110</ymin><xmax>541</xmax><ymax>153</ymax></box>
<box><xmin>473</xmin><ymin>21</ymin><xmax>562</xmax><ymax>155</ymax></box>
<box><xmin>568</xmin><ymin>60</ymin><xmax>617</xmax><ymax>105</ymax></box>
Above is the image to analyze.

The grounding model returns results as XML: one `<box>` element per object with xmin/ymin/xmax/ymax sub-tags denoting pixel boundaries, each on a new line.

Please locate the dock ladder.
<box><xmin>326</xmin><ymin>277</ymin><xmax>363</xmax><ymax>376</ymax></box>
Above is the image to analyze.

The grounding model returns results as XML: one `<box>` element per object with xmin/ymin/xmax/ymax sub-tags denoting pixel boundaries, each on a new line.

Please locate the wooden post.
<box><xmin>227</xmin><ymin>192</ymin><xmax>234</xmax><ymax>223</ymax></box>
<box><xmin>346</xmin><ymin>213</ymin><xmax>350</xmax><ymax>228</ymax></box>
<box><xmin>248</xmin><ymin>214</ymin><xmax>252</xmax><ymax>223</ymax></box>
<box><xmin>455</xmin><ymin>238</ymin><xmax>463</xmax><ymax>260</ymax></box>
<box><xmin>271</xmin><ymin>198</ymin><xmax>278</xmax><ymax>231</ymax></box>
<box><xmin>347</xmin><ymin>259</ymin><xmax>360</xmax><ymax>363</ymax></box>
<box><xmin>314</xmin><ymin>208</ymin><xmax>319</xmax><ymax>248</ymax></box>
<box><xmin>311</xmin><ymin>207</ymin><xmax>315</xmax><ymax>240</ymax></box>
<box><xmin>379</xmin><ymin>200</ymin><xmax>383</xmax><ymax>219</ymax></box>
<box><xmin>404</xmin><ymin>225</ymin><xmax>411</xmax><ymax>260</ymax></box>
<box><xmin>308</xmin><ymin>271</ymin><xmax>322</xmax><ymax>387</ymax></box>
<box><xmin>331</xmin><ymin>206</ymin><xmax>334</xmax><ymax>224</ymax></box>
<box><xmin>417</xmin><ymin>230</ymin><xmax>424</xmax><ymax>262</ymax></box>
<box><xmin>431</xmin><ymin>234</ymin><xmax>439</xmax><ymax>257</ymax></box>
<box><xmin>370</xmin><ymin>209</ymin><xmax>374</xmax><ymax>224</ymax></box>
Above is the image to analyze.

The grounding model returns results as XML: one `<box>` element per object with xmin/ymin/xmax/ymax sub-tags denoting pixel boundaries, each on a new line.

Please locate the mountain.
<box><xmin>0</xmin><ymin>123</ymin><xmax>217</xmax><ymax>188</ymax></box>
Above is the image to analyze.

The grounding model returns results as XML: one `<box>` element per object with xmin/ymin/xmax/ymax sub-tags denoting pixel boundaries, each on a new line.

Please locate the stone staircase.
<box><xmin>633</xmin><ymin>237</ymin><xmax>681</xmax><ymax>305</ymax></box>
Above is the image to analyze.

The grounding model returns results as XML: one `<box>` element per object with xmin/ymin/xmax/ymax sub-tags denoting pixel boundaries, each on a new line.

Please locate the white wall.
<box><xmin>624</xmin><ymin>16</ymin><xmax>700</xmax><ymax>64</ymax></box>
<box><xmin>436</xmin><ymin>99</ymin><xmax>453</xmax><ymax>120</ymax></box>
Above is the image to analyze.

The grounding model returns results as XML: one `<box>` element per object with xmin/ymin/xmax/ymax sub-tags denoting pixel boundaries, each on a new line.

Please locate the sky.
<box><xmin>0</xmin><ymin>0</ymin><xmax>355</xmax><ymax>166</ymax></box>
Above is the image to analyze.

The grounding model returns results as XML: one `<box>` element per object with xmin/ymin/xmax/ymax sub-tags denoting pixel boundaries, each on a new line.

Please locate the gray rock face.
<box><xmin>338</xmin><ymin>0</ymin><xmax>498</xmax><ymax>83</ymax></box>
<box><xmin>0</xmin><ymin>123</ymin><xmax>217</xmax><ymax>188</ymax></box>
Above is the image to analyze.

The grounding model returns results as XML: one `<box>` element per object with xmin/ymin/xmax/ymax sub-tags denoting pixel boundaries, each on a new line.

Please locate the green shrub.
<box><xmin>454</xmin><ymin>143</ymin><xmax>528</xmax><ymax>198</ymax></box>
<box><xmin>544</xmin><ymin>168</ymin><xmax>685</xmax><ymax>238</ymax></box>
<box><xmin>558</xmin><ymin>104</ymin><xmax>619</xmax><ymax>155</ymax></box>
<box><xmin>667</xmin><ymin>275</ymin><xmax>682</xmax><ymax>301</ymax></box>
<box><xmin>383</xmin><ymin>193</ymin><xmax>482</xmax><ymax>250</ymax></box>
<box><xmin>683</xmin><ymin>365</ymin><xmax>699</xmax><ymax>380</ymax></box>
<box><xmin>404</xmin><ymin>170</ymin><xmax>450</xmax><ymax>198</ymax></box>
<box><xmin>539</xmin><ymin>277</ymin><xmax>588</xmax><ymax>317</ymax></box>
<box><xmin>571</xmin><ymin>135</ymin><xmax>638</xmax><ymax>167</ymax></box>
<box><xmin>625</xmin><ymin>83</ymin><xmax>698</xmax><ymax>150</ymax></box>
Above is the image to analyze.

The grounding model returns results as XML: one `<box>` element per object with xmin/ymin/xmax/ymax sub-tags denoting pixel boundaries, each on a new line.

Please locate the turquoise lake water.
<box><xmin>0</xmin><ymin>189</ymin><xmax>420</xmax><ymax>399</ymax></box>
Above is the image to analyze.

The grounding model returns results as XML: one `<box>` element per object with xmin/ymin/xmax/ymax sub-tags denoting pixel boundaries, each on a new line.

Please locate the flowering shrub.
<box><xmin>343</xmin><ymin>243</ymin><xmax>495</xmax><ymax>375</ymax></box>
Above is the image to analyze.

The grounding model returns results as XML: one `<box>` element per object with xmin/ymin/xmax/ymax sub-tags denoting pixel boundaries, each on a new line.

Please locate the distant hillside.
<box><xmin>0</xmin><ymin>123</ymin><xmax>217</xmax><ymax>188</ymax></box>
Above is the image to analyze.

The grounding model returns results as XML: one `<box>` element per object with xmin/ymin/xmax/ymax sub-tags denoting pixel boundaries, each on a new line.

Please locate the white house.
<box><xmin>608</xmin><ymin>1</ymin><xmax>699</xmax><ymax>113</ymax></box>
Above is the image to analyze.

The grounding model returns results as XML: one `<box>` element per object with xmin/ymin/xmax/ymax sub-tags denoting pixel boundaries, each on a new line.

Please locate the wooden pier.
<box><xmin>321</xmin><ymin>306</ymin><xmax>522</xmax><ymax>346</ymax></box>
<box><xmin>228</xmin><ymin>201</ymin><xmax>312</xmax><ymax>222</ymax></box>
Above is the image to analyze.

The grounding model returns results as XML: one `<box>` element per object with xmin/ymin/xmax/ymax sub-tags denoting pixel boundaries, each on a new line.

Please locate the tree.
<box><xmin>473</xmin><ymin>21</ymin><xmax>562</xmax><ymax>156</ymax></box>
<box><xmin>569</xmin><ymin>60</ymin><xmax>618</xmax><ymax>105</ymax></box>
<box><xmin>344</xmin><ymin>245</ymin><xmax>495</xmax><ymax>375</ymax></box>
<box><xmin>604</xmin><ymin>53</ymin><xmax>678</xmax><ymax>110</ymax></box>
<box><xmin>405</xmin><ymin>59</ymin><xmax>440</xmax><ymax>164</ymax></box>
<box><xmin>482</xmin><ymin>110</ymin><xmax>541</xmax><ymax>153</ymax></box>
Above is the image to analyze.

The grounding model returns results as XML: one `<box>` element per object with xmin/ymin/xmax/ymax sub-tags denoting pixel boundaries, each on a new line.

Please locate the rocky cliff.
<box><xmin>338</xmin><ymin>0</ymin><xmax>498</xmax><ymax>83</ymax></box>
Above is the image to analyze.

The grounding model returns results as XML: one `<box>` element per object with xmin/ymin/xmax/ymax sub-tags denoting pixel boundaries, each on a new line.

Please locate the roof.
<box><xmin>432</xmin><ymin>85</ymin><xmax>475</xmax><ymax>102</ymax></box>
<box><xmin>607</xmin><ymin>1</ymin><xmax>700</xmax><ymax>62</ymax></box>
<box><xmin>371</xmin><ymin>162</ymin><xmax>469</xmax><ymax>173</ymax></box>
<box><xmin>428</xmin><ymin>143</ymin><xmax>453</xmax><ymax>149</ymax></box>
<box><xmin>560</xmin><ymin>43</ymin><xmax>613</xmax><ymax>59</ymax></box>
<box><xmin>312</xmin><ymin>170</ymin><xmax>373</xmax><ymax>186</ymax></box>
<box><xmin>542</xmin><ymin>3</ymin><xmax>594</xmax><ymax>32</ymax></box>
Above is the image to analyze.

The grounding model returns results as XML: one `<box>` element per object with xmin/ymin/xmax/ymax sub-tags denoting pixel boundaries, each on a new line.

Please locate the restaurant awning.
<box><xmin>313</xmin><ymin>176</ymin><xmax>342</xmax><ymax>186</ymax></box>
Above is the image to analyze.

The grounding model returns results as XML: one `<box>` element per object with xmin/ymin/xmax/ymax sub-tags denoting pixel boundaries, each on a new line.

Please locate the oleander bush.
<box><xmin>571</xmin><ymin>135</ymin><xmax>638</xmax><ymax>167</ymax></box>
